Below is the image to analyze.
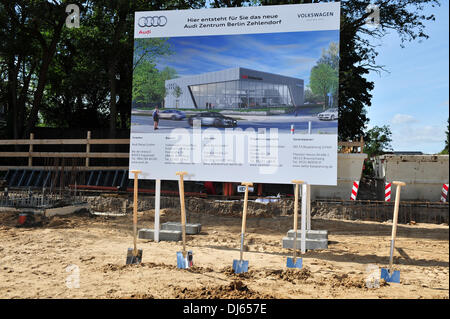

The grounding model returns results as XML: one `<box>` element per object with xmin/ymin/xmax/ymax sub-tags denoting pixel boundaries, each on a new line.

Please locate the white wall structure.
<box><xmin>311</xmin><ymin>153</ymin><xmax>367</xmax><ymax>200</ymax></box>
<box><xmin>374</xmin><ymin>155</ymin><xmax>449</xmax><ymax>202</ymax></box>
<box><xmin>165</xmin><ymin>67</ymin><xmax>304</xmax><ymax>109</ymax></box>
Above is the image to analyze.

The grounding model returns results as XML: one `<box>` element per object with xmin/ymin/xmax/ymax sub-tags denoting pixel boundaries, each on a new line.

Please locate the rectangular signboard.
<box><xmin>130</xmin><ymin>3</ymin><xmax>340</xmax><ymax>185</ymax></box>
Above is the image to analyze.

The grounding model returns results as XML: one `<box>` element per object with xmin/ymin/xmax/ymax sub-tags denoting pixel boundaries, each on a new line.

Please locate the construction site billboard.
<box><xmin>129</xmin><ymin>2</ymin><xmax>340</xmax><ymax>185</ymax></box>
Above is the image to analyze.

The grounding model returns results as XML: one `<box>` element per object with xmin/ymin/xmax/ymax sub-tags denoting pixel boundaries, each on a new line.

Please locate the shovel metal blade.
<box><xmin>232</xmin><ymin>259</ymin><xmax>249</xmax><ymax>274</ymax></box>
<box><xmin>177</xmin><ymin>251</ymin><xmax>193</xmax><ymax>269</ymax></box>
<box><xmin>126</xmin><ymin>248</ymin><xmax>142</xmax><ymax>265</ymax></box>
<box><xmin>286</xmin><ymin>257</ymin><xmax>302</xmax><ymax>269</ymax></box>
<box><xmin>380</xmin><ymin>268</ymin><xmax>400</xmax><ymax>283</ymax></box>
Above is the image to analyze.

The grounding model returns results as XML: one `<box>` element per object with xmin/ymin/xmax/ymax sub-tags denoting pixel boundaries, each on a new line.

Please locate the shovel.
<box><xmin>126</xmin><ymin>170</ymin><xmax>142</xmax><ymax>265</ymax></box>
<box><xmin>233</xmin><ymin>182</ymin><xmax>253</xmax><ymax>274</ymax></box>
<box><xmin>176</xmin><ymin>172</ymin><xmax>193</xmax><ymax>269</ymax></box>
<box><xmin>381</xmin><ymin>181</ymin><xmax>406</xmax><ymax>283</ymax></box>
<box><xmin>287</xmin><ymin>180</ymin><xmax>304</xmax><ymax>269</ymax></box>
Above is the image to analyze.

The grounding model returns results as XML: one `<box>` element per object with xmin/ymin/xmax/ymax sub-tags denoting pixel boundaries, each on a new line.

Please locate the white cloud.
<box><xmin>391</xmin><ymin>123</ymin><xmax>447</xmax><ymax>153</ymax></box>
<box><xmin>391</xmin><ymin>114</ymin><xmax>418</xmax><ymax>125</ymax></box>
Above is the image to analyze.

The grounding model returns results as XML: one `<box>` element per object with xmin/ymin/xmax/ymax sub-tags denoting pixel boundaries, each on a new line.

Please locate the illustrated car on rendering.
<box><xmin>158</xmin><ymin>109</ymin><xmax>186</xmax><ymax>120</ymax></box>
<box><xmin>188</xmin><ymin>112</ymin><xmax>237</xmax><ymax>127</ymax></box>
<box><xmin>318</xmin><ymin>108</ymin><xmax>338</xmax><ymax>121</ymax></box>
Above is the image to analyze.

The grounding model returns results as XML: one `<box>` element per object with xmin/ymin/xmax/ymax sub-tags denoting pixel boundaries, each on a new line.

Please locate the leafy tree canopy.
<box><xmin>364</xmin><ymin>125</ymin><xmax>393</xmax><ymax>157</ymax></box>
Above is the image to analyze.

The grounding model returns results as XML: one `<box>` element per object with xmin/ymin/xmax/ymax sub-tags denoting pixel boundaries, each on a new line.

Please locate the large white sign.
<box><xmin>130</xmin><ymin>3</ymin><xmax>340</xmax><ymax>185</ymax></box>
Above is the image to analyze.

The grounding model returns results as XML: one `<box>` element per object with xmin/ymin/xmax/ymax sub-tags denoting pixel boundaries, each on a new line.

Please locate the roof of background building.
<box><xmin>166</xmin><ymin>67</ymin><xmax>303</xmax><ymax>82</ymax></box>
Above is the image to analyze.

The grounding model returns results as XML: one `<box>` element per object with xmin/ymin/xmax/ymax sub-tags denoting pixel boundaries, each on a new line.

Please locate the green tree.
<box><xmin>0</xmin><ymin>1</ymin><xmax>69</xmax><ymax>138</ymax></box>
<box><xmin>317</xmin><ymin>42</ymin><xmax>339</xmax><ymax>71</ymax></box>
<box><xmin>132</xmin><ymin>63</ymin><xmax>178</xmax><ymax>107</ymax></box>
<box><xmin>364</xmin><ymin>125</ymin><xmax>393</xmax><ymax>157</ymax></box>
<box><xmin>0</xmin><ymin>0</ymin><xmax>205</xmax><ymax>137</ymax></box>
<box><xmin>309</xmin><ymin>63</ymin><xmax>338</xmax><ymax>110</ymax></box>
<box><xmin>132</xmin><ymin>61</ymin><xmax>163</xmax><ymax>105</ymax></box>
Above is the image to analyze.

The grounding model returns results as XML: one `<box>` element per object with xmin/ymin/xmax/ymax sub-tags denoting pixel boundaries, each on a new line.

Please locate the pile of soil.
<box><xmin>184</xmin><ymin>266</ymin><xmax>214</xmax><ymax>273</ymax></box>
<box><xmin>265</xmin><ymin>267</ymin><xmax>312</xmax><ymax>283</ymax></box>
<box><xmin>174</xmin><ymin>280</ymin><xmax>276</xmax><ymax>299</ymax></box>
<box><xmin>329</xmin><ymin>273</ymin><xmax>366</xmax><ymax>289</ymax></box>
<box><xmin>101</xmin><ymin>262</ymin><xmax>178</xmax><ymax>273</ymax></box>
<box><xmin>221</xmin><ymin>266</ymin><xmax>256</xmax><ymax>279</ymax></box>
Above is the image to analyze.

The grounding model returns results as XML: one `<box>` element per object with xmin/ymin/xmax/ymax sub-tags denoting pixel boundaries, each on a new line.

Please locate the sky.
<box><xmin>155</xmin><ymin>30</ymin><xmax>339</xmax><ymax>85</ymax></box>
<box><xmin>365</xmin><ymin>1</ymin><xmax>449</xmax><ymax>154</ymax></box>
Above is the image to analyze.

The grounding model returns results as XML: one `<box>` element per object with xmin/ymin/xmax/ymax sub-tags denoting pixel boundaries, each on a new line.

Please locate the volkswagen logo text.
<box><xmin>138</xmin><ymin>16</ymin><xmax>167</xmax><ymax>27</ymax></box>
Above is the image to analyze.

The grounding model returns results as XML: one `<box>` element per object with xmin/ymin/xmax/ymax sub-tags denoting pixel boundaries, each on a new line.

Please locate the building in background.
<box><xmin>164</xmin><ymin>67</ymin><xmax>304</xmax><ymax>109</ymax></box>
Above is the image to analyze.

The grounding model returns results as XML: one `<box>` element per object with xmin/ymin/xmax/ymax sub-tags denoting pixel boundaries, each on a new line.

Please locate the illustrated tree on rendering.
<box><xmin>173</xmin><ymin>85</ymin><xmax>183</xmax><ymax>108</ymax></box>
<box><xmin>133</xmin><ymin>62</ymin><xmax>178</xmax><ymax>108</ymax></box>
<box><xmin>309</xmin><ymin>63</ymin><xmax>339</xmax><ymax>110</ymax></box>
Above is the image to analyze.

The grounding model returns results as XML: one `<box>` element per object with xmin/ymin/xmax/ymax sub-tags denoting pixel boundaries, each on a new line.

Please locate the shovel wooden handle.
<box><xmin>131</xmin><ymin>170</ymin><xmax>141</xmax><ymax>255</ymax></box>
<box><xmin>389</xmin><ymin>181</ymin><xmax>406</xmax><ymax>270</ymax></box>
<box><xmin>177</xmin><ymin>172</ymin><xmax>187</xmax><ymax>256</ymax></box>
<box><xmin>240</xmin><ymin>182</ymin><xmax>253</xmax><ymax>235</ymax></box>
<box><xmin>239</xmin><ymin>182</ymin><xmax>252</xmax><ymax>261</ymax></box>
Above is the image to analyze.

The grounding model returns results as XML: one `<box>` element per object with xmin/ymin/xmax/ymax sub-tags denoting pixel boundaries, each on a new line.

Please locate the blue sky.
<box><xmin>365</xmin><ymin>1</ymin><xmax>449</xmax><ymax>154</ymax></box>
<box><xmin>155</xmin><ymin>30</ymin><xmax>339</xmax><ymax>85</ymax></box>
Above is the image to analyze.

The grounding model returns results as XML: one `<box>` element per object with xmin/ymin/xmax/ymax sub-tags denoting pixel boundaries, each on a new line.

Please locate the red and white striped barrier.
<box><xmin>441</xmin><ymin>183</ymin><xmax>449</xmax><ymax>203</ymax></box>
<box><xmin>350</xmin><ymin>181</ymin><xmax>359</xmax><ymax>201</ymax></box>
<box><xmin>385</xmin><ymin>182</ymin><xmax>392</xmax><ymax>202</ymax></box>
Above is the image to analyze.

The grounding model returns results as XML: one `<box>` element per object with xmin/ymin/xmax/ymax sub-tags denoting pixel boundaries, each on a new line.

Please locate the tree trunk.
<box><xmin>7</xmin><ymin>63</ymin><xmax>19</xmax><ymax>139</ymax></box>
<box><xmin>24</xmin><ymin>21</ymin><xmax>64</xmax><ymax>138</ymax></box>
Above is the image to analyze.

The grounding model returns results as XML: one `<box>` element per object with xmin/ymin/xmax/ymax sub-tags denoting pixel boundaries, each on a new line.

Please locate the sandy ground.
<box><xmin>0</xmin><ymin>208</ymin><xmax>448</xmax><ymax>299</ymax></box>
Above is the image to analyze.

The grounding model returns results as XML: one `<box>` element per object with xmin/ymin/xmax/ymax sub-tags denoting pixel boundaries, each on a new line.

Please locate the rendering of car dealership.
<box><xmin>164</xmin><ymin>67</ymin><xmax>304</xmax><ymax>110</ymax></box>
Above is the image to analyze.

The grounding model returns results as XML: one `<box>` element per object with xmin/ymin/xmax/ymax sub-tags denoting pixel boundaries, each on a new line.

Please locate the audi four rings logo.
<box><xmin>138</xmin><ymin>16</ymin><xmax>167</xmax><ymax>27</ymax></box>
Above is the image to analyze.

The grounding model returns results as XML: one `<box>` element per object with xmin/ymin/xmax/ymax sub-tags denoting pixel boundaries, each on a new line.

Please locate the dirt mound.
<box><xmin>46</xmin><ymin>218</ymin><xmax>72</xmax><ymax>228</ymax></box>
<box><xmin>265</xmin><ymin>267</ymin><xmax>312</xmax><ymax>283</ymax></box>
<box><xmin>101</xmin><ymin>262</ymin><xmax>178</xmax><ymax>273</ymax></box>
<box><xmin>174</xmin><ymin>280</ymin><xmax>276</xmax><ymax>299</ymax></box>
<box><xmin>0</xmin><ymin>211</ymin><xmax>18</xmax><ymax>227</ymax></box>
<box><xmin>102</xmin><ymin>263</ymin><xmax>127</xmax><ymax>272</ymax></box>
<box><xmin>221</xmin><ymin>266</ymin><xmax>257</xmax><ymax>279</ymax></box>
<box><xmin>0</xmin><ymin>211</ymin><xmax>95</xmax><ymax>229</ymax></box>
<box><xmin>101</xmin><ymin>262</ymin><xmax>217</xmax><ymax>274</ymax></box>
<box><xmin>329</xmin><ymin>273</ymin><xmax>365</xmax><ymax>289</ymax></box>
<box><xmin>184</xmin><ymin>266</ymin><xmax>214</xmax><ymax>273</ymax></box>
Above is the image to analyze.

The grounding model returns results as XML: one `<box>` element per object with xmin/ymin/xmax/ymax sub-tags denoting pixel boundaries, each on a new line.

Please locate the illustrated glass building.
<box><xmin>165</xmin><ymin>67</ymin><xmax>304</xmax><ymax>109</ymax></box>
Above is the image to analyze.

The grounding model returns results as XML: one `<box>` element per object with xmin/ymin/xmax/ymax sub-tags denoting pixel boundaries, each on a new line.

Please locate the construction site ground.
<box><xmin>0</xmin><ymin>207</ymin><xmax>448</xmax><ymax>299</ymax></box>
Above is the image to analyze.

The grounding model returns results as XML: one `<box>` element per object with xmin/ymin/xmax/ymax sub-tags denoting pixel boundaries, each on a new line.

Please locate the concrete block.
<box><xmin>44</xmin><ymin>203</ymin><xmax>90</xmax><ymax>217</ymax></box>
<box><xmin>286</xmin><ymin>229</ymin><xmax>328</xmax><ymax>240</ymax></box>
<box><xmin>282</xmin><ymin>237</ymin><xmax>328</xmax><ymax>250</ymax></box>
<box><xmin>161</xmin><ymin>222</ymin><xmax>202</xmax><ymax>235</ymax></box>
<box><xmin>138</xmin><ymin>228</ymin><xmax>182</xmax><ymax>242</ymax></box>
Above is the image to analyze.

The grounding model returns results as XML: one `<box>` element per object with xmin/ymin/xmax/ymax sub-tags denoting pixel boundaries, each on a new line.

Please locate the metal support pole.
<box><xmin>155</xmin><ymin>179</ymin><xmax>161</xmax><ymax>243</ymax></box>
<box><xmin>307</xmin><ymin>184</ymin><xmax>311</xmax><ymax>230</ymax></box>
<box><xmin>301</xmin><ymin>183</ymin><xmax>307</xmax><ymax>253</ymax></box>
